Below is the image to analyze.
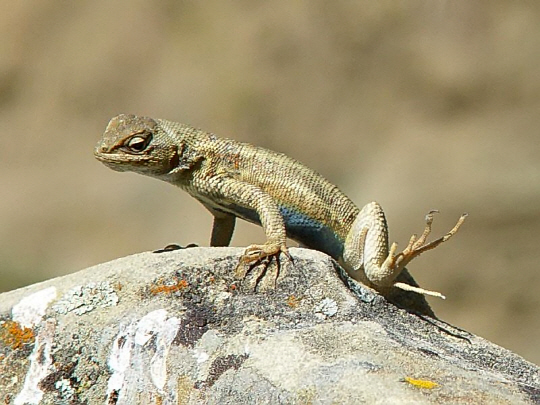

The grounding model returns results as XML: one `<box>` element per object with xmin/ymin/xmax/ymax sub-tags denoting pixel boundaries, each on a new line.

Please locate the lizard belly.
<box><xmin>279</xmin><ymin>206</ymin><xmax>344</xmax><ymax>260</ymax></box>
<box><xmin>214</xmin><ymin>202</ymin><xmax>344</xmax><ymax>260</ymax></box>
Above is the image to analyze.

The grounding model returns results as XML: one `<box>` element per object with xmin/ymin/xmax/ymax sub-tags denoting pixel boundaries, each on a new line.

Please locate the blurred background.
<box><xmin>1</xmin><ymin>1</ymin><xmax>539</xmax><ymax>364</ymax></box>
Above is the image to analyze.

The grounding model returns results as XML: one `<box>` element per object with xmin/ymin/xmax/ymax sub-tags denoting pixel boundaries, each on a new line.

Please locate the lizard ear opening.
<box><xmin>166</xmin><ymin>143</ymin><xmax>204</xmax><ymax>176</ymax></box>
<box><xmin>392</xmin><ymin>282</ymin><xmax>446</xmax><ymax>300</ymax></box>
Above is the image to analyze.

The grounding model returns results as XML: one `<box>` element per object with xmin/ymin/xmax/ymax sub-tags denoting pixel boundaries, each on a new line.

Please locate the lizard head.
<box><xmin>94</xmin><ymin>114</ymin><xmax>182</xmax><ymax>177</ymax></box>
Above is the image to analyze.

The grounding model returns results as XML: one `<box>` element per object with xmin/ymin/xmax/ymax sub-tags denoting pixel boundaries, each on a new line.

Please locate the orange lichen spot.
<box><xmin>403</xmin><ymin>377</ymin><xmax>439</xmax><ymax>389</ymax></box>
<box><xmin>0</xmin><ymin>321</ymin><xmax>35</xmax><ymax>349</ymax></box>
<box><xmin>287</xmin><ymin>295</ymin><xmax>301</xmax><ymax>308</ymax></box>
<box><xmin>150</xmin><ymin>277</ymin><xmax>189</xmax><ymax>295</ymax></box>
<box><xmin>229</xmin><ymin>284</ymin><xmax>237</xmax><ymax>291</ymax></box>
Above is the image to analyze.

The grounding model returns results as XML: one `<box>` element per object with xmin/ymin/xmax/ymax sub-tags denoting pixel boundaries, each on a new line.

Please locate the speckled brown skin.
<box><xmin>95</xmin><ymin>114</ymin><xmax>466</xmax><ymax>315</ymax></box>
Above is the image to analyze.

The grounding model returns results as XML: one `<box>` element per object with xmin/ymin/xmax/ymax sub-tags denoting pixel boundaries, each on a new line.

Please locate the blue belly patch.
<box><xmin>279</xmin><ymin>206</ymin><xmax>344</xmax><ymax>260</ymax></box>
<box><xmin>214</xmin><ymin>203</ymin><xmax>344</xmax><ymax>260</ymax></box>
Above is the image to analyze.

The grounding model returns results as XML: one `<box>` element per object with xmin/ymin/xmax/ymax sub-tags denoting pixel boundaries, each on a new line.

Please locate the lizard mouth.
<box><xmin>94</xmin><ymin>147</ymin><xmax>171</xmax><ymax>175</ymax></box>
<box><xmin>94</xmin><ymin>149</ymin><xmax>147</xmax><ymax>172</ymax></box>
<box><xmin>94</xmin><ymin>152</ymin><xmax>126</xmax><ymax>172</ymax></box>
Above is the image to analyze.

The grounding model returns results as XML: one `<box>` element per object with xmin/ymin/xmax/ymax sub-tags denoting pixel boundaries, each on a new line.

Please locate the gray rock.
<box><xmin>0</xmin><ymin>247</ymin><xmax>538</xmax><ymax>404</ymax></box>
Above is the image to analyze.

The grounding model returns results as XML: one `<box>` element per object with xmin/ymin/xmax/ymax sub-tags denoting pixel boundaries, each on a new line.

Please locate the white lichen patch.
<box><xmin>134</xmin><ymin>309</ymin><xmax>168</xmax><ymax>346</ymax></box>
<box><xmin>149</xmin><ymin>315</ymin><xmax>180</xmax><ymax>390</ymax></box>
<box><xmin>134</xmin><ymin>309</ymin><xmax>181</xmax><ymax>390</ymax></box>
<box><xmin>106</xmin><ymin>309</ymin><xmax>180</xmax><ymax>403</ymax></box>
<box><xmin>106</xmin><ymin>322</ymin><xmax>136</xmax><ymax>403</ymax></box>
<box><xmin>314</xmin><ymin>298</ymin><xmax>338</xmax><ymax>319</ymax></box>
<box><xmin>53</xmin><ymin>281</ymin><xmax>119</xmax><ymax>315</ymax></box>
<box><xmin>193</xmin><ymin>349</ymin><xmax>210</xmax><ymax>364</ymax></box>
<box><xmin>55</xmin><ymin>378</ymin><xmax>75</xmax><ymax>401</ymax></box>
<box><xmin>14</xmin><ymin>319</ymin><xmax>56</xmax><ymax>405</ymax></box>
<box><xmin>12</xmin><ymin>287</ymin><xmax>57</xmax><ymax>328</ymax></box>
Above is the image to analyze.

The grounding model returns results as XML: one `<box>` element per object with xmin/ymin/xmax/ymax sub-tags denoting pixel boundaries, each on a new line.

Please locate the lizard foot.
<box><xmin>235</xmin><ymin>243</ymin><xmax>291</xmax><ymax>290</ymax></box>
<box><xmin>383</xmin><ymin>211</ymin><xmax>468</xmax><ymax>298</ymax></box>
<box><xmin>153</xmin><ymin>243</ymin><xmax>198</xmax><ymax>253</ymax></box>
<box><xmin>239</xmin><ymin>243</ymin><xmax>290</xmax><ymax>265</ymax></box>
<box><xmin>394</xmin><ymin>211</ymin><xmax>468</xmax><ymax>269</ymax></box>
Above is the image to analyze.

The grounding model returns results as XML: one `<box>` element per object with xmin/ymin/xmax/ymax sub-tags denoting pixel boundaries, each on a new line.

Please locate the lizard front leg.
<box><xmin>203</xmin><ymin>207</ymin><xmax>236</xmax><ymax>247</ymax></box>
<box><xmin>197</xmin><ymin>176</ymin><xmax>288</xmax><ymax>265</ymax></box>
<box><xmin>343</xmin><ymin>202</ymin><xmax>467</xmax><ymax>299</ymax></box>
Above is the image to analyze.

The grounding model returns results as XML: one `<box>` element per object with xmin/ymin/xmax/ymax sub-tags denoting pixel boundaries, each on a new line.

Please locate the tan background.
<box><xmin>1</xmin><ymin>2</ymin><xmax>539</xmax><ymax>364</ymax></box>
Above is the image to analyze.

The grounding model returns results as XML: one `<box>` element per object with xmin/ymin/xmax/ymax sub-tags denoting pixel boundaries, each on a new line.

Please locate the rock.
<box><xmin>0</xmin><ymin>247</ymin><xmax>539</xmax><ymax>404</ymax></box>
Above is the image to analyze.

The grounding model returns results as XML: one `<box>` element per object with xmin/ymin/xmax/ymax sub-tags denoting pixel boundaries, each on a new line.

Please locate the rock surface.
<box><xmin>0</xmin><ymin>247</ymin><xmax>539</xmax><ymax>404</ymax></box>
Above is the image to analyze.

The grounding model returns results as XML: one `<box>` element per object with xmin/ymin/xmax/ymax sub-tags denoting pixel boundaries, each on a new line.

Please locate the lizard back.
<box><xmin>158</xmin><ymin>118</ymin><xmax>359</xmax><ymax>260</ymax></box>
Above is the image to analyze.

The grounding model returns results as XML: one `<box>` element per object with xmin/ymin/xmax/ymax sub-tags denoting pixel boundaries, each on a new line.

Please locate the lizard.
<box><xmin>94</xmin><ymin>114</ymin><xmax>467</xmax><ymax>315</ymax></box>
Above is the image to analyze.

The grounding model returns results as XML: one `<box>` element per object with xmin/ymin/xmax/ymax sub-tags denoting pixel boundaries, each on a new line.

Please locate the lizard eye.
<box><xmin>126</xmin><ymin>134</ymin><xmax>151</xmax><ymax>153</ymax></box>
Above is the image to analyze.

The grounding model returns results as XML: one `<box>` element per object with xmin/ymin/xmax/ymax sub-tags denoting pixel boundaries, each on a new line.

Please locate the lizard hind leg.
<box><xmin>344</xmin><ymin>202</ymin><xmax>395</xmax><ymax>287</ymax></box>
<box><xmin>344</xmin><ymin>202</ymin><xmax>467</xmax><ymax>299</ymax></box>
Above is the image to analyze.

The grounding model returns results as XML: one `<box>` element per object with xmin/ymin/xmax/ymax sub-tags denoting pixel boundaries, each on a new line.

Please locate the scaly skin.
<box><xmin>95</xmin><ymin>114</ymin><xmax>466</xmax><ymax>316</ymax></box>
